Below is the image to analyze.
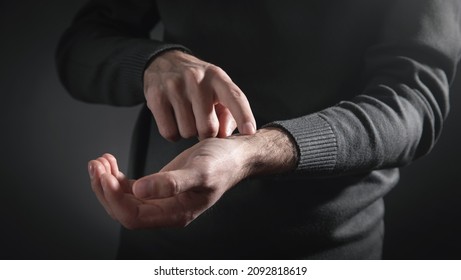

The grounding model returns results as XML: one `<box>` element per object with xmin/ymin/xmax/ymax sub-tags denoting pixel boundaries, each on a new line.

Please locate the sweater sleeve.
<box><xmin>268</xmin><ymin>0</ymin><xmax>461</xmax><ymax>175</ymax></box>
<box><xmin>56</xmin><ymin>0</ymin><xmax>189</xmax><ymax>106</ymax></box>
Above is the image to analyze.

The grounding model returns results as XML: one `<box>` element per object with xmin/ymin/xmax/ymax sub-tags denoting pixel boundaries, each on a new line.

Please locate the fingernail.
<box><xmin>88</xmin><ymin>163</ymin><xmax>94</xmax><ymax>179</ymax></box>
<box><xmin>242</xmin><ymin>122</ymin><xmax>256</xmax><ymax>135</ymax></box>
<box><xmin>134</xmin><ymin>180</ymin><xmax>152</xmax><ymax>199</ymax></box>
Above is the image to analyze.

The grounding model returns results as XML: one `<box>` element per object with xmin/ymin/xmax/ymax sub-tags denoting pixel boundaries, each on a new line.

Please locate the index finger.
<box><xmin>206</xmin><ymin>66</ymin><xmax>256</xmax><ymax>135</ymax></box>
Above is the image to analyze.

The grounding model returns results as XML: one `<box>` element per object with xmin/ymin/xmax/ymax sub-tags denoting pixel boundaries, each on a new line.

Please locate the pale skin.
<box><xmin>144</xmin><ymin>50</ymin><xmax>256</xmax><ymax>141</ymax></box>
<box><xmin>88</xmin><ymin>51</ymin><xmax>297</xmax><ymax>229</ymax></box>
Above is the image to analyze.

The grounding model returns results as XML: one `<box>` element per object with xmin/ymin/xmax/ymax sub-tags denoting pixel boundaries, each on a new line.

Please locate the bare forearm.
<box><xmin>88</xmin><ymin>128</ymin><xmax>298</xmax><ymax>229</ymax></box>
<box><xmin>238</xmin><ymin>128</ymin><xmax>298</xmax><ymax>177</ymax></box>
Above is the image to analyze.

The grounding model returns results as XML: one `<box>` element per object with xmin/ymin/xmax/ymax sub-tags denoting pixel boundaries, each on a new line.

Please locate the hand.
<box><xmin>88</xmin><ymin>128</ymin><xmax>297</xmax><ymax>229</ymax></box>
<box><xmin>143</xmin><ymin>50</ymin><xmax>256</xmax><ymax>141</ymax></box>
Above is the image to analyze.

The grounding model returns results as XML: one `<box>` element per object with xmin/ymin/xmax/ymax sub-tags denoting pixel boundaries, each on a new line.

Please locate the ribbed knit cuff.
<box><xmin>265</xmin><ymin>114</ymin><xmax>338</xmax><ymax>175</ymax></box>
<box><xmin>119</xmin><ymin>40</ymin><xmax>191</xmax><ymax>101</ymax></box>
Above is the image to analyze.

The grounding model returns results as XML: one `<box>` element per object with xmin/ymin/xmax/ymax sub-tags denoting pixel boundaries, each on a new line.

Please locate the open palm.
<box><xmin>88</xmin><ymin>137</ymin><xmax>248</xmax><ymax>229</ymax></box>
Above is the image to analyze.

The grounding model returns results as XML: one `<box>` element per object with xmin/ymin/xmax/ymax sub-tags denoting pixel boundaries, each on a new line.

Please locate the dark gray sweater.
<box><xmin>57</xmin><ymin>0</ymin><xmax>461</xmax><ymax>259</ymax></box>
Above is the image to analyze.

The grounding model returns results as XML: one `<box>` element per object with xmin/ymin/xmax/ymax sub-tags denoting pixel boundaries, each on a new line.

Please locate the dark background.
<box><xmin>1</xmin><ymin>0</ymin><xmax>460</xmax><ymax>259</ymax></box>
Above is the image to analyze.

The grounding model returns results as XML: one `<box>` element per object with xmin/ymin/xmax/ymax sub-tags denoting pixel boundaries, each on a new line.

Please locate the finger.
<box><xmin>120</xmin><ymin>178</ymin><xmax>136</xmax><ymax>195</ymax></box>
<box><xmin>215</xmin><ymin>103</ymin><xmax>237</xmax><ymax>137</ymax></box>
<box><xmin>170</xmin><ymin>101</ymin><xmax>197</xmax><ymax>139</ymax></box>
<box><xmin>102</xmin><ymin>153</ymin><xmax>120</xmax><ymax>178</ymax></box>
<box><xmin>88</xmin><ymin>160</ymin><xmax>115</xmax><ymax>219</ymax></box>
<box><xmin>206</xmin><ymin>66</ymin><xmax>256</xmax><ymax>135</ymax></box>
<box><xmin>147</xmin><ymin>88</ymin><xmax>180</xmax><ymax>141</ymax></box>
<box><xmin>102</xmin><ymin>172</ymin><xmax>196</xmax><ymax>229</ymax></box>
<box><xmin>164</xmin><ymin>77</ymin><xmax>197</xmax><ymax>139</ymax></box>
<box><xmin>100</xmin><ymin>173</ymin><xmax>141</xmax><ymax>227</ymax></box>
<box><xmin>101</xmin><ymin>153</ymin><xmax>132</xmax><ymax>192</ymax></box>
<box><xmin>96</xmin><ymin>154</ymin><xmax>133</xmax><ymax>193</ymax></box>
<box><xmin>184</xmin><ymin>70</ymin><xmax>219</xmax><ymax>139</ymax></box>
<box><xmin>96</xmin><ymin>156</ymin><xmax>111</xmax><ymax>174</ymax></box>
<box><xmin>132</xmin><ymin>168</ymin><xmax>200</xmax><ymax>199</ymax></box>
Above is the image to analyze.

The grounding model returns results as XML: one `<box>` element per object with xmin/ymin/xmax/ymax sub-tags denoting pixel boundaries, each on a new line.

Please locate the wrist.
<box><xmin>145</xmin><ymin>47</ymin><xmax>191</xmax><ymax>72</ymax></box>
<box><xmin>237</xmin><ymin>127</ymin><xmax>298</xmax><ymax>177</ymax></box>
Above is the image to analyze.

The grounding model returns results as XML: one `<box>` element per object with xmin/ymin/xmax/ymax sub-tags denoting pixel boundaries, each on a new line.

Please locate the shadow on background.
<box><xmin>0</xmin><ymin>0</ymin><xmax>460</xmax><ymax>259</ymax></box>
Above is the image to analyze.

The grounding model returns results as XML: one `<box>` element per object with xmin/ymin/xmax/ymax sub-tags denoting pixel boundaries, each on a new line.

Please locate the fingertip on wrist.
<box><xmin>241</xmin><ymin>122</ymin><xmax>256</xmax><ymax>135</ymax></box>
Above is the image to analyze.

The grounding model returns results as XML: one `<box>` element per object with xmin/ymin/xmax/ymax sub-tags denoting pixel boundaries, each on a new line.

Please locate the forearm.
<box><xmin>267</xmin><ymin>0</ymin><xmax>461</xmax><ymax>177</ymax></box>
<box><xmin>237</xmin><ymin>128</ymin><xmax>298</xmax><ymax>177</ymax></box>
<box><xmin>271</xmin><ymin>49</ymin><xmax>455</xmax><ymax>177</ymax></box>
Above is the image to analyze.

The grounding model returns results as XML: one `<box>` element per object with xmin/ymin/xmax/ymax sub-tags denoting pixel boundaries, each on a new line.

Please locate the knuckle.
<box><xmin>102</xmin><ymin>153</ymin><xmax>116</xmax><ymax>162</ymax></box>
<box><xmin>97</xmin><ymin>157</ymin><xmax>110</xmax><ymax>169</ymax></box>
<box><xmin>205</xmin><ymin>65</ymin><xmax>246</xmax><ymax>100</ymax></box>
<box><xmin>206</xmin><ymin>65</ymin><xmax>232</xmax><ymax>82</ymax></box>
<box><xmin>101</xmin><ymin>153</ymin><xmax>112</xmax><ymax>158</ymax></box>
<box><xmin>164</xmin><ymin>173</ymin><xmax>180</xmax><ymax>196</ymax></box>
<box><xmin>206</xmin><ymin>64</ymin><xmax>223</xmax><ymax>75</ymax></box>
<box><xmin>198</xmin><ymin>167</ymin><xmax>214</xmax><ymax>189</ymax></box>
<box><xmin>96</xmin><ymin>156</ymin><xmax>105</xmax><ymax>163</ymax></box>
<box><xmin>164</xmin><ymin>77</ymin><xmax>183</xmax><ymax>93</ymax></box>
<box><xmin>228</xmin><ymin>85</ymin><xmax>244</xmax><ymax>99</ymax></box>
<box><xmin>183</xmin><ymin>67</ymin><xmax>201</xmax><ymax>80</ymax></box>
<box><xmin>198</xmin><ymin>122</ymin><xmax>218</xmax><ymax>139</ymax></box>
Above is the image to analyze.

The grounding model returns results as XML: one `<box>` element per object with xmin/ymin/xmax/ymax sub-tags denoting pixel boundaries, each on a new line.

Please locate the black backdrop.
<box><xmin>1</xmin><ymin>0</ymin><xmax>460</xmax><ymax>259</ymax></box>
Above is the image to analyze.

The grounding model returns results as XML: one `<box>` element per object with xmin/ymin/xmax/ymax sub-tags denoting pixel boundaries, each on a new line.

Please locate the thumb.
<box><xmin>132</xmin><ymin>169</ymin><xmax>198</xmax><ymax>199</ymax></box>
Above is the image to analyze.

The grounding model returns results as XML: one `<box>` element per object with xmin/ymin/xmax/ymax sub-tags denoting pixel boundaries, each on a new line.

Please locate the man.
<box><xmin>57</xmin><ymin>0</ymin><xmax>461</xmax><ymax>259</ymax></box>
